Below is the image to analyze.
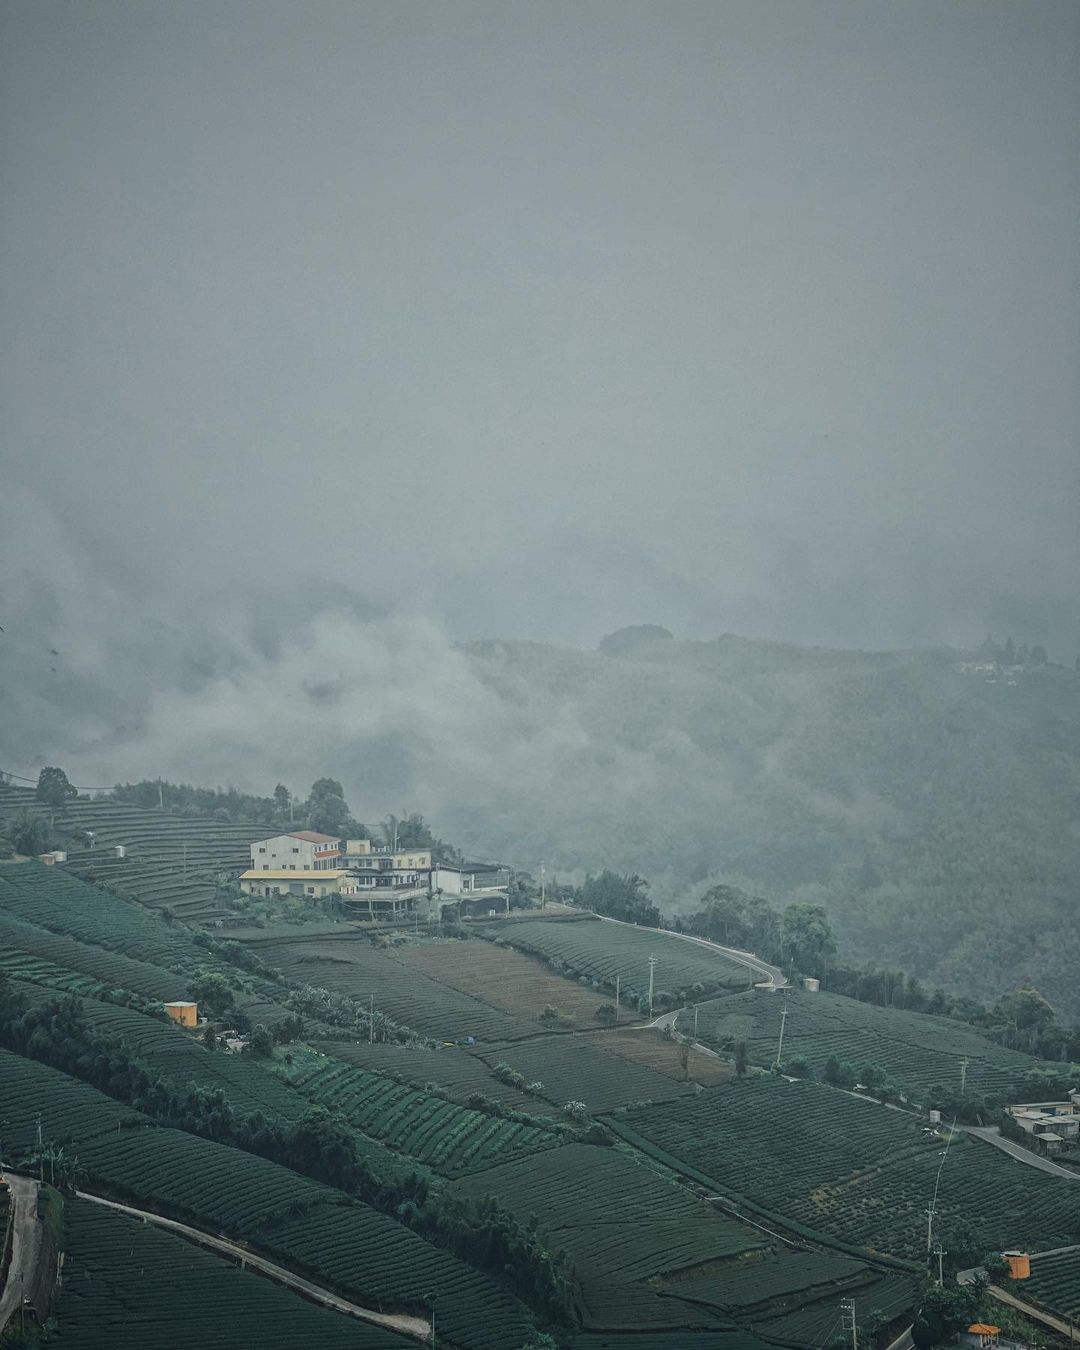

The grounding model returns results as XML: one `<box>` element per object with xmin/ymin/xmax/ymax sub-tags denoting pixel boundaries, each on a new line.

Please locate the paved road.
<box><xmin>76</xmin><ymin>1192</ymin><xmax>430</xmax><ymax>1340</ymax></box>
<box><xmin>989</xmin><ymin>1283</ymin><xmax>1080</xmax><ymax>1342</ymax></box>
<box><xmin>596</xmin><ymin>914</ymin><xmax>789</xmax><ymax>990</ymax></box>
<box><xmin>962</xmin><ymin>1126</ymin><xmax>1080</xmax><ymax>1179</ymax></box>
<box><xmin>0</xmin><ymin>1173</ymin><xmax>42</xmax><ymax>1334</ymax></box>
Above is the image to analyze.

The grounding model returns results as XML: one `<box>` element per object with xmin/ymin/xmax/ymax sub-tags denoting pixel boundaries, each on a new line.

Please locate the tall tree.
<box><xmin>781</xmin><ymin>903</ymin><xmax>837</xmax><ymax>978</ymax></box>
<box><xmin>307</xmin><ymin>778</ymin><xmax>353</xmax><ymax>836</ymax></box>
<box><xmin>36</xmin><ymin>765</ymin><xmax>77</xmax><ymax>812</ymax></box>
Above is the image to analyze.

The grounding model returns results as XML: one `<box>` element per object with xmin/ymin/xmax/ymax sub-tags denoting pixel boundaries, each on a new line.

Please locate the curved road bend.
<box><xmin>596</xmin><ymin>914</ymin><xmax>789</xmax><ymax>990</ymax></box>
<box><xmin>75</xmin><ymin>1192</ymin><xmax>430</xmax><ymax>1341</ymax></box>
<box><xmin>0</xmin><ymin>1173</ymin><xmax>42</xmax><ymax>1333</ymax></box>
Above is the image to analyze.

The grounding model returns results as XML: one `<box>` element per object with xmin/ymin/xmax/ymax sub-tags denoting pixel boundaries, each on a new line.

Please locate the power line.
<box><xmin>0</xmin><ymin>767</ymin><xmax>117</xmax><ymax>792</ymax></box>
<box><xmin>927</xmin><ymin>1115</ymin><xmax>958</xmax><ymax>1251</ymax></box>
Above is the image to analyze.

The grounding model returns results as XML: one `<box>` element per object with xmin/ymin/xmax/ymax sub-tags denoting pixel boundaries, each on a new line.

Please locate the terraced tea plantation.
<box><xmin>609</xmin><ymin>1077</ymin><xmax>1080</xmax><ymax>1259</ymax></box>
<box><xmin>697</xmin><ymin>986</ymin><xmax>1068</xmax><ymax>1099</ymax></box>
<box><xmin>0</xmin><ymin>862</ymin><xmax>221</xmax><ymax>971</ymax></box>
<box><xmin>56</xmin><ymin>1200</ymin><xmax>417</xmax><ymax>1349</ymax></box>
<box><xmin>56</xmin><ymin>1204</ymin><xmax>418</xmax><ymax>1350</ymax></box>
<box><xmin>474</xmin><ymin>916</ymin><xmax>754</xmax><ymax>1002</ymax></box>
<box><xmin>314</xmin><ymin>1040</ymin><xmax>541</xmax><ymax>1110</ymax></box>
<box><xmin>280</xmin><ymin>1051</ymin><xmax>564</xmax><ymax>1175</ymax></box>
<box><xmin>0</xmin><ymin>909</ymin><xmax>183</xmax><ymax>1001</ymax></box>
<box><xmin>0</xmin><ymin>785</ymin><xmax>253</xmax><ymax>921</ymax></box>
<box><xmin>450</xmin><ymin>1142</ymin><xmax>915</xmax><ymax>1343</ymax></box>
<box><xmin>0</xmin><ymin>1051</ymin><xmax>538</xmax><ymax>1349</ymax></box>
<box><xmin>1025</xmin><ymin>1246</ymin><xmax>1080</xmax><ymax>1323</ymax></box>
<box><xmin>452</xmin><ymin>1142</ymin><xmax>766</xmax><ymax>1329</ymax></box>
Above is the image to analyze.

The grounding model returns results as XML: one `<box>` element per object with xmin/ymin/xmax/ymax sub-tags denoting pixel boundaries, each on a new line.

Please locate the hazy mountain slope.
<box><xmin>448</xmin><ymin>636</ymin><xmax>1080</xmax><ymax>1017</ymax></box>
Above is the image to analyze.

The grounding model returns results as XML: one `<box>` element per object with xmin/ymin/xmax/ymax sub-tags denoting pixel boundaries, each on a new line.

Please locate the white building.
<box><xmin>239</xmin><ymin>868</ymin><xmax>356</xmax><ymax>898</ymax></box>
<box><xmin>249</xmin><ymin>832</ymin><xmax>341</xmax><ymax>871</ymax></box>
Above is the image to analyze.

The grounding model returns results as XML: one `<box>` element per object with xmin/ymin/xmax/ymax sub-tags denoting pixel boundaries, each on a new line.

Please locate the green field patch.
<box><xmin>474</xmin><ymin>916</ymin><xmax>754</xmax><ymax>1004</ymax></box>
<box><xmin>697</xmin><ymin>985</ymin><xmax>1068</xmax><ymax>1099</ymax></box>
<box><xmin>473</xmin><ymin>1035</ymin><xmax>691</xmax><ymax>1113</ymax></box>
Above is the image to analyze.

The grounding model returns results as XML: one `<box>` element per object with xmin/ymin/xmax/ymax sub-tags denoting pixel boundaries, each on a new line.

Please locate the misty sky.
<box><xmin>2</xmin><ymin>0</ymin><xmax>1078</xmax><ymax>669</ymax></box>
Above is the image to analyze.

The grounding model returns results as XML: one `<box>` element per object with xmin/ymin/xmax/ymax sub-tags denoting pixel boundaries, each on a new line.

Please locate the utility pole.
<box><xmin>615</xmin><ymin>974</ymin><xmax>620</xmax><ymax>1024</ymax></box>
<box><xmin>926</xmin><ymin>1204</ymin><xmax>935</xmax><ymax>1253</ymax></box>
<box><xmin>774</xmin><ymin>1007</ymin><xmax>788</xmax><ymax>1068</ymax></box>
<box><xmin>693</xmin><ymin>1005</ymin><xmax>699</xmax><ymax>1041</ymax></box>
<box><xmin>158</xmin><ymin>780</ymin><xmax>164</xmax><ymax>810</ymax></box>
<box><xmin>540</xmin><ymin>860</ymin><xmax>546</xmax><ymax>910</ymax></box>
<box><xmin>934</xmin><ymin>1243</ymin><xmax>946</xmax><ymax>1287</ymax></box>
<box><xmin>369</xmin><ymin>994</ymin><xmax>375</xmax><ymax>1044</ymax></box>
<box><xmin>959</xmin><ymin>1057</ymin><xmax>969</xmax><ymax>1095</ymax></box>
<box><xmin>648</xmin><ymin>956</ymin><xmax>657</xmax><ymax>1020</ymax></box>
<box><xmin>37</xmin><ymin>1113</ymin><xmax>44</xmax><ymax>1183</ymax></box>
<box><xmin>840</xmin><ymin>1297</ymin><xmax>857</xmax><ymax>1350</ymax></box>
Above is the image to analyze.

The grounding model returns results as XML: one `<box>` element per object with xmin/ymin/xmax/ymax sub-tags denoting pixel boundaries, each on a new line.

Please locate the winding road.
<box><xmin>596</xmin><ymin>914</ymin><xmax>789</xmax><ymax>990</ymax></box>
<box><xmin>0</xmin><ymin>1173</ymin><xmax>42</xmax><ymax>1334</ymax></box>
<box><xmin>75</xmin><ymin>1192</ymin><xmax>431</xmax><ymax>1340</ymax></box>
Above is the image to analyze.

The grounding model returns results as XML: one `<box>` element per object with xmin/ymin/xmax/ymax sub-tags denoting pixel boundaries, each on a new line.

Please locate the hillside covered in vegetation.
<box><xmin>452</xmin><ymin>634</ymin><xmax>1080</xmax><ymax>1018</ymax></box>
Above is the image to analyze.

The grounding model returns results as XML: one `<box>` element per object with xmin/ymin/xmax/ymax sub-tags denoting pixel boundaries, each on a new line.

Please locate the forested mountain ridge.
<box><xmin>450</xmin><ymin>634</ymin><xmax>1080</xmax><ymax>1018</ymax></box>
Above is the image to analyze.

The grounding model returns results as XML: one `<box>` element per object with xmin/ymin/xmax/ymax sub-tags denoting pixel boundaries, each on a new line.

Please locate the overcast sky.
<box><xmin>2</xmin><ymin>0</ymin><xmax>1078</xmax><ymax>665</ymax></box>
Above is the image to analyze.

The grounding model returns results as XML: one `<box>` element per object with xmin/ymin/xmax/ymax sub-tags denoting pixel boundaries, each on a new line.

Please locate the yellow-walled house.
<box><xmin>164</xmin><ymin>1001</ymin><xmax>198</xmax><ymax>1028</ymax></box>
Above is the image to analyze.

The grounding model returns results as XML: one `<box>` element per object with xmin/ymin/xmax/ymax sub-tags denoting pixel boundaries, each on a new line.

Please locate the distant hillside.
<box><xmin>449</xmin><ymin>636</ymin><xmax>1080</xmax><ymax>1018</ymax></box>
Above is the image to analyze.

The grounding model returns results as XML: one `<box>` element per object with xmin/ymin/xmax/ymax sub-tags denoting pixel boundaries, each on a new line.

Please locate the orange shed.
<box><xmin>1002</xmin><ymin>1251</ymin><xmax>1030</xmax><ymax>1280</ymax></box>
<box><xmin>163</xmin><ymin>1001</ymin><xmax>198</xmax><ymax>1028</ymax></box>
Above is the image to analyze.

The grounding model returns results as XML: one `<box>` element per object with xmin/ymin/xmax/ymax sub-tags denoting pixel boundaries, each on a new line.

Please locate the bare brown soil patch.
<box><xmin>582</xmin><ymin>1027</ymin><xmax>734</xmax><ymax>1084</ymax></box>
<box><xmin>393</xmin><ymin>938</ymin><xmax>641</xmax><ymax>1026</ymax></box>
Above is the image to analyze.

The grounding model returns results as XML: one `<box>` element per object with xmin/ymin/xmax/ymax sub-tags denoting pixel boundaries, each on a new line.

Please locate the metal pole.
<box><xmin>926</xmin><ymin>1205</ymin><xmax>935</xmax><ymax>1252</ymax></box>
<box><xmin>540</xmin><ymin>860</ymin><xmax>546</xmax><ymax>910</ymax></box>
<box><xmin>774</xmin><ymin>1007</ymin><xmax>788</xmax><ymax>1067</ymax></box>
<box><xmin>648</xmin><ymin>956</ymin><xmax>656</xmax><ymax>1019</ymax></box>
<box><xmin>837</xmin><ymin>1296</ymin><xmax>858</xmax><ymax>1350</ymax></box>
<box><xmin>694</xmin><ymin>1005</ymin><xmax>699</xmax><ymax>1040</ymax></box>
<box><xmin>960</xmin><ymin>1057</ymin><xmax>968</xmax><ymax>1095</ymax></box>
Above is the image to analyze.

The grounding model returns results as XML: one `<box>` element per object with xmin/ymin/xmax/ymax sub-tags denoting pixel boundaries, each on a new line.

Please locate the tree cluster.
<box><xmin>679</xmin><ymin>884</ymin><xmax>837</xmax><ymax>979</ymax></box>
<box><xmin>571</xmin><ymin>871</ymin><xmax>659</xmax><ymax>926</ymax></box>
